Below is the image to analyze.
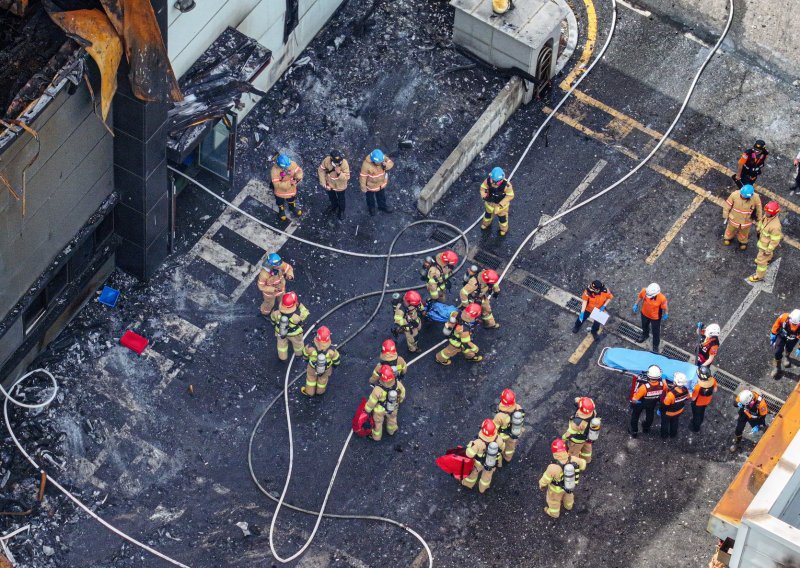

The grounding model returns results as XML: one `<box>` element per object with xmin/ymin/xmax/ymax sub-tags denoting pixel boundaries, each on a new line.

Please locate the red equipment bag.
<box><xmin>352</xmin><ymin>397</ymin><xmax>374</xmax><ymax>437</ymax></box>
<box><xmin>435</xmin><ymin>446</ymin><xmax>474</xmax><ymax>480</ymax></box>
<box><xmin>120</xmin><ymin>330</ymin><xmax>149</xmax><ymax>354</ymax></box>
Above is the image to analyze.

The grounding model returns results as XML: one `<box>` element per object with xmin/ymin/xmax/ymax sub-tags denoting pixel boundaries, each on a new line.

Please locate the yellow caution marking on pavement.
<box><xmin>646</xmin><ymin>194</ymin><xmax>706</xmax><ymax>264</ymax></box>
<box><xmin>605</xmin><ymin>117</ymin><xmax>635</xmax><ymax>140</ymax></box>
<box><xmin>569</xmin><ymin>333</ymin><xmax>596</xmax><ymax>364</ymax></box>
<box><xmin>560</xmin><ymin>0</ymin><xmax>598</xmax><ymax>90</ymax></box>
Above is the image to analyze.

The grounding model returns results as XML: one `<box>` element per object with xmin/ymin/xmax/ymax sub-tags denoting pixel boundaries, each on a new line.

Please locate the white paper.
<box><xmin>589</xmin><ymin>308</ymin><xmax>610</xmax><ymax>325</ymax></box>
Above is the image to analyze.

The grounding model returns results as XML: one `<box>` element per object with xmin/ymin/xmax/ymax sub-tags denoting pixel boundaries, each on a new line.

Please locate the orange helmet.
<box><xmin>500</xmin><ymin>388</ymin><xmax>516</xmax><ymax>407</ymax></box>
<box><xmin>551</xmin><ymin>439</ymin><xmax>568</xmax><ymax>454</ymax></box>
<box><xmin>764</xmin><ymin>201</ymin><xmax>780</xmax><ymax>216</ymax></box>
<box><xmin>480</xmin><ymin>419</ymin><xmax>496</xmax><ymax>438</ymax></box>
<box><xmin>463</xmin><ymin>303</ymin><xmax>482</xmax><ymax>319</ymax></box>
<box><xmin>403</xmin><ymin>290</ymin><xmax>422</xmax><ymax>306</ymax></box>
<box><xmin>281</xmin><ymin>292</ymin><xmax>298</xmax><ymax>309</ymax></box>
<box><xmin>577</xmin><ymin>397</ymin><xmax>595</xmax><ymax>415</ymax></box>
<box><xmin>315</xmin><ymin>326</ymin><xmax>331</xmax><ymax>343</ymax></box>
<box><xmin>379</xmin><ymin>364</ymin><xmax>395</xmax><ymax>384</ymax></box>
<box><xmin>381</xmin><ymin>339</ymin><xmax>397</xmax><ymax>355</ymax></box>
<box><xmin>439</xmin><ymin>250</ymin><xmax>458</xmax><ymax>266</ymax></box>
<box><xmin>481</xmin><ymin>269</ymin><xmax>499</xmax><ymax>285</ymax></box>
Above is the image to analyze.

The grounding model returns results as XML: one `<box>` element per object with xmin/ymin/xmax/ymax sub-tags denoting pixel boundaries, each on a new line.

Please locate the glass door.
<box><xmin>198</xmin><ymin>114</ymin><xmax>235</xmax><ymax>183</ymax></box>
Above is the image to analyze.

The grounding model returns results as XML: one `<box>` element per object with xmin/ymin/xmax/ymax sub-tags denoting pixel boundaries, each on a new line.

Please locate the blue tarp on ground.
<box><xmin>425</xmin><ymin>302</ymin><xmax>459</xmax><ymax>323</ymax></box>
<box><xmin>600</xmin><ymin>347</ymin><xmax>699</xmax><ymax>390</ymax></box>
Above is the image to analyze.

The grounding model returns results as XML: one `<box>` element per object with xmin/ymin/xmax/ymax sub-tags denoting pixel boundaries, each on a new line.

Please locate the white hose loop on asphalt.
<box><xmin>0</xmin><ymin>368</ymin><xmax>58</xmax><ymax>409</ymax></box>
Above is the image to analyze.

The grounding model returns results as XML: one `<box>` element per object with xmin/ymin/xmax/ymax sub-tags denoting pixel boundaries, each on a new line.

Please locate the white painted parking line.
<box><xmin>194</xmin><ymin>238</ymin><xmax>254</xmax><ymax>281</ymax></box>
<box><xmin>617</xmin><ymin>0</ymin><xmax>651</xmax><ymax>17</ymax></box>
<box><xmin>684</xmin><ymin>32</ymin><xmax>711</xmax><ymax>49</ymax></box>
<box><xmin>719</xmin><ymin>259</ymin><xmax>781</xmax><ymax>344</ymax></box>
<box><xmin>159</xmin><ymin>312</ymin><xmax>204</xmax><ymax>345</ymax></box>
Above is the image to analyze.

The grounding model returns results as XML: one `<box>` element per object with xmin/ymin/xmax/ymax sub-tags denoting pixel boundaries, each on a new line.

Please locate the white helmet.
<box><xmin>673</xmin><ymin>372</ymin><xmax>687</xmax><ymax>387</ymax></box>
<box><xmin>737</xmin><ymin>390</ymin><xmax>754</xmax><ymax>406</ymax></box>
<box><xmin>705</xmin><ymin>323</ymin><xmax>721</xmax><ymax>337</ymax></box>
<box><xmin>645</xmin><ymin>283</ymin><xmax>661</xmax><ymax>298</ymax></box>
<box><xmin>790</xmin><ymin>309</ymin><xmax>800</xmax><ymax>325</ymax></box>
<box><xmin>647</xmin><ymin>365</ymin><xmax>662</xmax><ymax>379</ymax></box>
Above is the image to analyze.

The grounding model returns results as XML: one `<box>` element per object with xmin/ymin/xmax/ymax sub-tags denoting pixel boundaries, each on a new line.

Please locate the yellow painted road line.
<box><xmin>560</xmin><ymin>0</ymin><xmax>598</xmax><ymax>90</ymax></box>
<box><xmin>569</xmin><ymin>332</ymin><xmax>596</xmax><ymax>364</ymax></box>
<box><xmin>646</xmin><ymin>194</ymin><xmax>706</xmax><ymax>264</ymax></box>
<box><xmin>605</xmin><ymin>117</ymin><xmax>635</xmax><ymax>139</ymax></box>
<box><xmin>543</xmin><ymin>108</ymin><xmax>639</xmax><ymax>160</ymax></box>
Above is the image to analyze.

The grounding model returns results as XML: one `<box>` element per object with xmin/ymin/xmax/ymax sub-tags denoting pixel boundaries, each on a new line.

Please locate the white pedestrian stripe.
<box><xmin>195</xmin><ymin>238</ymin><xmax>254</xmax><ymax>281</ymax></box>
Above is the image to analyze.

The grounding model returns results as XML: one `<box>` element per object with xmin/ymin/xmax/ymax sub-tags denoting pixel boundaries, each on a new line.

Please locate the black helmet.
<box><xmin>754</xmin><ymin>139</ymin><xmax>766</xmax><ymax>150</ymax></box>
<box><xmin>589</xmin><ymin>280</ymin><xmax>605</xmax><ymax>294</ymax></box>
<box><xmin>698</xmin><ymin>365</ymin><xmax>711</xmax><ymax>380</ymax></box>
<box><xmin>330</xmin><ymin>149</ymin><xmax>344</xmax><ymax>164</ymax></box>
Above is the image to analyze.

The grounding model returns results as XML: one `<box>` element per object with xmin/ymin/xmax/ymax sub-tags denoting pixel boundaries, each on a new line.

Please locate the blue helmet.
<box><xmin>740</xmin><ymin>184</ymin><xmax>754</xmax><ymax>199</ymax></box>
<box><xmin>490</xmin><ymin>167</ymin><xmax>505</xmax><ymax>182</ymax></box>
<box><xmin>266</xmin><ymin>253</ymin><xmax>282</xmax><ymax>268</ymax></box>
<box><xmin>370</xmin><ymin>149</ymin><xmax>385</xmax><ymax>163</ymax></box>
<box><xmin>277</xmin><ymin>154</ymin><xmax>291</xmax><ymax>169</ymax></box>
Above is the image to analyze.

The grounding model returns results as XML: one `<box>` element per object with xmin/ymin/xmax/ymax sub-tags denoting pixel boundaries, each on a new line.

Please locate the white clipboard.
<box><xmin>589</xmin><ymin>307</ymin><xmax>610</xmax><ymax>325</ymax></box>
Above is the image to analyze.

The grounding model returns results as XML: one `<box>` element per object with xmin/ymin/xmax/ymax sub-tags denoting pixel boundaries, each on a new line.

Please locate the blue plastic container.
<box><xmin>98</xmin><ymin>285</ymin><xmax>120</xmax><ymax>308</ymax></box>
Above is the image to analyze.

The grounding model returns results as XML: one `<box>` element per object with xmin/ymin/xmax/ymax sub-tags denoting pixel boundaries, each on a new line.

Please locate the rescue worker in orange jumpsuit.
<box><xmin>562</xmin><ymin>397</ymin><xmax>598</xmax><ymax>464</ymax></box>
<box><xmin>459</xmin><ymin>268</ymin><xmax>501</xmax><ymax>329</ymax></box>
<box><xmin>256</xmin><ymin>253</ymin><xmax>294</xmax><ymax>316</ymax></box>
<box><xmin>370</xmin><ymin>339</ymin><xmax>407</xmax><ymax>384</ymax></box>
<box><xmin>660</xmin><ymin>372</ymin><xmax>690</xmax><ymax>439</ymax></box>
<box><xmin>695</xmin><ymin>322</ymin><xmax>721</xmax><ymax>367</ymax></box>
<box><xmin>629</xmin><ymin>365</ymin><xmax>666</xmax><ymax>438</ymax></box>
<box><xmin>318</xmin><ymin>149</ymin><xmax>350</xmax><ymax>220</ymax></box>
<box><xmin>301</xmin><ymin>326</ymin><xmax>341</xmax><ymax>396</ymax></box>
<box><xmin>730</xmin><ymin>389</ymin><xmax>769</xmax><ymax>452</ymax></box>
<box><xmin>493</xmin><ymin>388</ymin><xmax>524</xmax><ymax>464</ymax></box>
<box><xmin>436</xmin><ymin>303</ymin><xmax>483</xmax><ymax>365</ymax></box>
<box><xmin>633</xmin><ymin>283</ymin><xmax>669</xmax><ymax>353</ymax></box>
<box><xmin>364</xmin><ymin>365</ymin><xmax>406</xmax><ymax>441</ymax></box>
<box><xmin>462</xmin><ymin>419</ymin><xmax>505</xmax><ymax>493</ymax></box>
<box><xmin>271</xmin><ymin>153</ymin><xmax>303</xmax><ymax>221</ymax></box>
<box><xmin>359</xmin><ymin>149</ymin><xmax>394</xmax><ymax>215</ymax></box>
<box><xmin>733</xmin><ymin>140</ymin><xmax>768</xmax><ymax>188</ymax></box>
<box><xmin>574</xmin><ymin>280</ymin><xmax>613</xmax><ymax>335</ymax></box>
<box><xmin>393</xmin><ymin>290</ymin><xmax>423</xmax><ymax>353</ymax></box>
<box><xmin>269</xmin><ymin>292</ymin><xmax>310</xmax><ymax>361</ymax></box>
<box><xmin>539</xmin><ymin>439</ymin><xmax>585</xmax><ymax>518</ymax></box>
<box><xmin>770</xmin><ymin>310</ymin><xmax>800</xmax><ymax>377</ymax></box>
<box><xmin>722</xmin><ymin>184</ymin><xmax>762</xmax><ymax>249</ymax></box>
<box><xmin>748</xmin><ymin>201</ymin><xmax>783</xmax><ymax>283</ymax></box>
<box><xmin>424</xmin><ymin>250</ymin><xmax>458</xmax><ymax>303</ymax></box>
<box><xmin>689</xmin><ymin>365</ymin><xmax>717</xmax><ymax>432</ymax></box>
<box><xmin>480</xmin><ymin>167</ymin><xmax>514</xmax><ymax>236</ymax></box>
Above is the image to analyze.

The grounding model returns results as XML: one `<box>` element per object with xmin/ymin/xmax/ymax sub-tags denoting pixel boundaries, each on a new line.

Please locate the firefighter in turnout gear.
<box><xmin>359</xmin><ymin>149</ymin><xmax>394</xmax><ymax>215</ymax></box>
<box><xmin>459</xmin><ymin>268</ymin><xmax>501</xmax><ymax>329</ymax></box>
<box><xmin>370</xmin><ymin>340</ymin><xmax>407</xmax><ymax>384</ymax></box>
<box><xmin>480</xmin><ymin>167</ymin><xmax>514</xmax><ymax>236</ymax></box>
<box><xmin>393</xmin><ymin>290</ymin><xmax>423</xmax><ymax>353</ymax></box>
<box><xmin>493</xmin><ymin>389</ymin><xmax>524</xmax><ymax>464</ymax></box>
<box><xmin>462</xmin><ymin>419</ymin><xmax>505</xmax><ymax>493</ymax></box>
<box><xmin>318</xmin><ymin>149</ymin><xmax>350</xmax><ymax>219</ymax></box>
<box><xmin>301</xmin><ymin>326</ymin><xmax>341</xmax><ymax>396</ymax></box>
<box><xmin>723</xmin><ymin>184</ymin><xmax>762</xmax><ymax>249</ymax></box>
<box><xmin>574</xmin><ymin>280</ymin><xmax>613</xmax><ymax>335</ymax></box>
<box><xmin>696</xmin><ymin>323</ymin><xmax>721</xmax><ymax>367</ymax></box>
<box><xmin>770</xmin><ymin>310</ymin><xmax>800</xmax><ymax>377</ymax></box>
<box><xmin>271</xmin><ymin>153</ymin><xmax>303</xmax><ymax>221</ymax></box>
<box><xmin>689</xmin><ymin>366</ymin><xmax>718</xmax><ymax>432</ymax></box>
<box><xmin>363</xmin><ymin>365</ymin><xmax>405</xmax><ymax>441</ymax></box>
<box><xmin>630</xmin><ymin>365</ymin><xmax>666</xmax><ymax>437</ymax></box>
<box><xmin>730</xmin><ymin>389</ymin><xmax>769</xmax><ymax>452</ymax></box>
<box><xmin>562</xmin><ymin>397</ymin><xmax>599</xmax><ymax>464</ymax></box>
<box><xmin>748</xmin><ymin>201</ymin><xmax>783</xmax><ymax>283</ymax></box>
<box><xmin>734</xmin><ymin>140</ymin><xmax>768</xmax><ymax>187</ymax></box>
<box><xmin>436</xmin><ymin>303</ymin><xmax>483</xmax><ymax>365</ymax></box>
<box><xmin>423</xmin><ymin>250</ymin><xmax>458</xmax><ymax>303</ymax></box>
<box><xmin>661</xmin><ymin>372</ymin><xmax>690</xmax><ymax>439</ymax></box>
<box><xmin>257</xmin><ymin>253</ymin><xmax>294</xmax><ymax>315</ymax></box>
<box><xmin>539</xmin><ymin>439</ymin><xmax>586</xmax><ymax>519</ymax></box>
<box><xmin>269</xmin><ymin>292</ymin><xmax>310</xmax><ymax>361</ymax></box>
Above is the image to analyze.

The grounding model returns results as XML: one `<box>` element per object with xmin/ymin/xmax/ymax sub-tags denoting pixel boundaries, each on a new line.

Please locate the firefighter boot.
<box><xmin>771</xmin><ymin>358</ymin><xmax>781</xmax><ymax>379</ymax></box>
<box><xmin>480</xmin><ymin>213</ymin><xmax>492</xmax><ymax>231</ymax></box>
<box><xmin>784</xmin><ymin>353</ymin><xmax>793</xmax><ymax>369</ymax></box>
<box><xmin>288</xmin><ymin>200</ymin><xmax>303</xmax><ymax>217</ymax></box>
<box><xmin>729</xmin><ymin>435</ymin><xmax>742</xmax><ymax>453</ymax></box>
<box><xmin>278</xmin><ymin>205</ymin><xmax>288</xmax><ymax>222</ymax></box>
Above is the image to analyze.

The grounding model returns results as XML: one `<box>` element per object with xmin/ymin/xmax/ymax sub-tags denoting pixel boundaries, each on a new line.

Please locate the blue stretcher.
<box><xmin>598</xmin><ymin>347</ymin><xmax>699</xmax><ymax>391</ymax></box>
<box><xmin>424</xmin><ymin>301</ymin><xmax>459</xmax><ymax>323</ymax></box>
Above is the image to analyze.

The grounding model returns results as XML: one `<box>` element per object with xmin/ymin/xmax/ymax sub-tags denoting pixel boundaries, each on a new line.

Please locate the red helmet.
<box><xmin>379</xmin><ymin>364</ymin><xmax>395</xmax><ymax>383</ymax></box>
<box><xmin>381</xmin><ymin>339</ymin><xmax>397</xmax><ymax>355</ymax></box>
<box><xmin>316</xmin><ymin>326</ymin><xmax>331</xmax><ymax>343</ymax></box>
<box><xmin>281</xmin><ymin>292</ymin><xmax>298</xmax><ymax>309</ymax></box>
<box><xmin>439</xmin><ymin>250</ymin><xmax>458</xmax><ymax>266</ymax></box>
<box><xmin>481</xmin><ymin>269</ymin><xmax>499</xmax><ymax>285</ymax></box>
<box><xmin>500</xmin><ymin>388</ymin><xmax>516</xmax><ymax>407</ymax></box>
<box><xmin>463</xmin><ymin>303</ymin><xmax>482</xmax><ymax>319</ymax></box>
<box><xmin>403</xmin><ymin>290</ymin><xmax>422</xmax><ymax>306</ymax></box>
<box><xmin>480</xmin><ymin>419</ymin><xmax>496</xmax><ymax>438</ymax></box>
<box><xmin>764</xmin><ymin>201</ymin><xmax>780</xmax><ymax>216</ymax></box>
<box><xmin>577</xmin><ymin>397</ymin><xmax>595</xmax><ymax>415</ymax></box>
<box><xmin>551</xmin><ymin>439</ymin><xmax>568</xmax><ymax>454</ymax></box>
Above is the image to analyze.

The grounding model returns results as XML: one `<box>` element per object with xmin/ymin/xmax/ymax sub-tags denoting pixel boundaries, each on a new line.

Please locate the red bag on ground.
<box><xmin>120</xmin><ymin>330</ymin><xmax>149</xmax><ymax>354</ymax></box>
<box><xmin>435</xmin><ymin>446</ymin><xmax>474</xmax><ymax>480</ymax></box>
<box><xmin>352</xmin><ymin>397</ymin><xmax>374</xmax><ymax>437</ymax></box>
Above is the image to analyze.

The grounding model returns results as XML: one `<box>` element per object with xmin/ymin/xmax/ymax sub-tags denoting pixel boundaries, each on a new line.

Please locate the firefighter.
<box><xmin>318</xmin><ymin>149</ymin><xmax>350</xmax><ymax>220</ymax></box>
<box><xmin>562</xmin><ymin>397</ymin><xmax>599</xmax><ymax>464</ymax></box>
<box><xmin>748</xmin><ymin>201</ymin><xmax>782</xmax><ymax>283</ymax></box>
<box><xmin>269</xmin><ymin>292</ymin><xmax>310</xmax><ymax>361</ymax></box>
<box><xmin>770</xmin><ymin>309</ymin><xmax>800</xmax><ymax>377</ymax></box>
<box><xmin>480</xmin><ymin>167</ymin><xmax>514</xmax><ymax>236</ymax></box>
<box><xmin>633</xmin><ymin>283</ymin><xmax>669</xmax><ymax>353</ymax></box>
<box><xmin>729</xmin><ymin>389</ymin><xmax>769</xmax><ymax>452</ymax></box>
<box><xmin>370</xmin><ymin>339</ymin><xmax>407</xmax><ymax>384</ymax></box>
<box><xmin>436</xmin><ymin>303</ymin><xmax>483</xmax><ymax>365</ymax></box>
<box><xmin>364</xmin><ymin>365</ymin><xmax>406</xmax><ymax>441</ymax></box>
<box><xmin>689</xmin><ymin>365</ymin><xmax>717</xmax><ymax>433</ymax></box>
<box><xmin>459</xmin><ymin>268</ymin><xmax>501</xmax><ymax>329</ymax></box>
<box><xmin>733</xmin><ymin>139</ymin><xmax>768</xmax><ymax>187</ymax></box>
<box><xmin>462</xmin><ymin>419</ymin><xmax>505</xmax><ymax>493</ymax></box>
<box><xmin>539</xmin><ymin>439</ymin><xmax>585</xmax><ymax>519</ymax></box>
<box><xmin>722</xmin><ymin>184</ymin><xmax>762</xmax><ymax>250</ymax></box>
<box><xmin>393</xmin><ymin>290</ymin><xmax>423</xmax><ymax>353</ymax></box>
<box><xmin>793</xmin><ymin>149</ymin><xmax>800</xmax><ymax>191</ymax></box>
<box><xmin>660</xmin><ymin>372</ymin><xmax>690</xmax><ymax>439</ymax></box>
<box><xmin>359</xmin><ymin>149</ymin><xmax>394</xmax><ymax>215</ymax></box>
<box><xmin>696</xmin><ymin>322</ymin><xmax>721</xmax><ymax>367</ymax></box>
<box><xmin>574</xmin><ymin>280</ymin><xmax>613</xmax><ymax>335</ymax></box>
<box><xmin>271</xmin><ymin>153</ymin><xmax>303</xmax><ymax>221</ymax></box>
<box><xmin>256</xmin><ymin>253</ymin><xmax>295</xmax><ymax>316</ymax></box>
<box><xmin>424</xmin><ymin>250</ymin><xmax>459</xmax><ymax>303</ymax></box>
<box><xmin>493</xmin><ymin>389</ymin><xmax>524</xmax><ymax>464</ymax></box>
<box><xmin>629</xmin><ymin>365</ymin><xmax>666</xmax><ymax>438</ymax></box>
<box><xmin>300</xmin><ymin>326</ymin><xmax>341</xmax><ymax>396</ymax></box>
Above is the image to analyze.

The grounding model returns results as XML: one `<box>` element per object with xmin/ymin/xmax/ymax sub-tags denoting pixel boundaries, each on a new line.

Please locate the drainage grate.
<box><xmin>616</xmin><ymin>320</ymin><xmax>643</xmax><ymax>342</ymax></box>
<box><xmin>430</xmin><ymin>227</ymin><xmax>457</xmax><ymax>244</ymax></box>
<box><xmin>714</xmin><ymin>369</ymin><xmax>741</xmax><ymax>393</ymax></box>
<box><xmin>473</xmin><ymin>250</ymin><xmax>503</xmax><ymax>270</ymax></box>
<box><xmin>521</xmin><ymin>275</ymin><xmax>551</xmax><ymax>295</ymax></box>
<box><xmin>661</xmin><ymin>345</ymin><xmax>691</xmax><ymax>362</ymax></box>
<box><xmin>566</xmin><ymin>298</ymin><xmax>583</xmax><ymax>312</ymax></box>
<box><xmin>762</xmin><ymin>393</ymin><xmax>784</xmax><ymax>415</ymax></box>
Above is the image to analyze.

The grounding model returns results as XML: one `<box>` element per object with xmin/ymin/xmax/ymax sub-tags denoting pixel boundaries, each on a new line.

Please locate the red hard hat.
<box><xmin>440</xmin><ymin>250</ymin><xmax>459</xmax><ymax>266</ymax></box>
<box><xmin>480</xmin><ymin>418</ymin><xmax>496</xmax><ymax>438</ymax></box>
<box><xmin>577</xmin><ymin>397</ymin><xmax>595</xmax><ymax>415</ymax></box>
<box><xmin>551</xmin><ymin>439</ymin><xmax>568</xmax><ymax>454</ymax></box>
<box><xmin>764</xmin><ymin>201</ymin><xmax>780</xmax><ymax>216</ymax></box>
<box><xmin>316</xmin><ymin>326</ymin><xmax>331</xmax><ymax>343</ymax></box>
<box><xmin>379</xmin><ymin>364</ymin><xmax>395</xmax><ymax>383</ymax></box>
<box><xmin>381</xmin><ymin>339</ymin><xmax>397</xmax><ymax>355</ymax></box>
<box><xmin>500</xmin><ymin>388</ymin><xmax>516</xmax><ymax>407</ymax></box>
<box><xmin>481</xmin><ymin>269</ymin><xmax>499</xmax><ymax>285</ymax></box>
<box><xmin>281</xmin><ymin>292</ymin><xmax>298</xmax><ymax>308</ymax></box>
<box><xmin>464</xmin><ymin>303</ymin><xmax>482</xmax><ymax>319</ymax></box>
<box><xmin>403</xmin><ymin>290</ymin><xmax>422</xmax><ymax>306</ymax></box>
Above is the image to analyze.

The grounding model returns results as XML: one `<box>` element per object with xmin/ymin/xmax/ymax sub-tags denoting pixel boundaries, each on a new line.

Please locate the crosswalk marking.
<box><xmin>195</xmin><ymin>238</ymin><xmax>254</xmax><ymax>281</ymax></box>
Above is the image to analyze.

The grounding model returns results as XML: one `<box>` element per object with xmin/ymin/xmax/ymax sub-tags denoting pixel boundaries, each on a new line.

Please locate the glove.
<box><xmin>578</xmin><ymin>313</ymin><xmax>585</xmax><ymax>323</ymax></box>
<box><xmin>656</xmin><ymin>409</ymin><xmax>661</xmax><ymax>416</ymax></box>
<box><xmin>599</xmin><ymin>305</ymin><xmax>606</xmax><ymax>312</ymax></box>
<box><xmin>770</xmin><ymin>333</ymin><xmax>777</xmax><ymax>345</ymax></box>
<box><xmin>696</xmin><ymin>321</ymin><xmax>704</xmax><ymax>330</ymax></box>
<box><xmin>632</xmin><ymin>303</ymin><xmax>639</xmax><ymax>314</ymax></box>
<box><xmin>751</xmin><ymin>426</ymin><xmax>762</xmax><ymax>434</ymax></box>
<box><xmin>630</xmin><ymin>399</ymin><xmax>642</xmax><ymax>406</ymax></box>
<box><xmin>737</xmin><ymin>403</ymin><xmax>744</xmax><ymax>409</ymax></box>
<box><xmin>795</xmin><ymin>348</ymin><xmax>800</xmax><ymax>357</ymax></box>
<box><xmin>662</xmin><ymin>313</ymin><xmax>669</xmax><ymax>321</ymax></box>
<box><xmin>493</xmin><ymin>289</ymin><xmax>500</xmax><ymax>298</ymax></box>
